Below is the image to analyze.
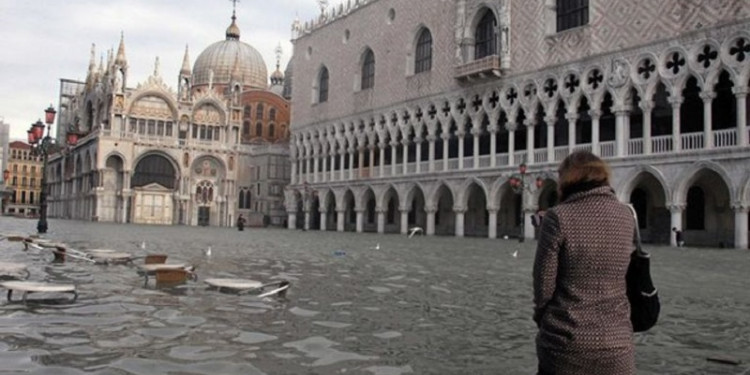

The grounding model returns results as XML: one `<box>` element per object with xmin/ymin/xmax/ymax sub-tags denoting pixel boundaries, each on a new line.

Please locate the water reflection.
<box><xmin>1</xmin><ymin>217</ymin><xmax>750</xmax><ymax>374</ymax></box>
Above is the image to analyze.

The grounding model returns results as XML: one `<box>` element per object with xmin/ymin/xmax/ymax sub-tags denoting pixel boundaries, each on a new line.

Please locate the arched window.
<box><xmin>269</xmin><ymin>123</ymin><xmax>275</xmax><ymax>138</ymax></box>
<box><xmin>256</xmin><ymin>103</ymin><xmax>264</xmax><ymax>120</ymax></box>
<box><xmin>415</xmin><ymin>28</ymin><xmax>433</xmax><ymax>74</ymax></box>
<box><xmin>361</xmin><ymin>49</ymin><xmax>375</xmax><ymax>90</ymax></box>
<box><xmin>243</xmin><ymin>121</ymin><xmax>250</xmax><ymax>137</ymax></box>
<box><xmin>256</xmin><ymin>122</ymin><xmax>263</xmax><ymax>137</ymax></box>
<box><xmin>557</xmin><ymin>0</ymin><xmax>589</xmax><ymax>32</ymax></box>
<box><xmin>319</xmin><ymin>67</ymin><xmax>330</xmax><ymax>102</ymax></box>
<box><xmin>243</xmin><ymin>105</ymin><xmax>251</xmax><ymax>119</ymax></box>
<box><xmin>475</xmin><ymin>11</ymin><xmax>497</xmax><ymax>59</ymax></box>
<box><xmin>269</xmin><ymin>108</ymin><xmax>277</xmax><ymax>121</ymax></box>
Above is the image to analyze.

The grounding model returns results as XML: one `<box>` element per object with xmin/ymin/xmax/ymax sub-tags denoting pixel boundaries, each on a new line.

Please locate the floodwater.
<box><xmin>1</xmin><ymin>216</ymin><xmax>749</xmax><ymax>375</ymax></box>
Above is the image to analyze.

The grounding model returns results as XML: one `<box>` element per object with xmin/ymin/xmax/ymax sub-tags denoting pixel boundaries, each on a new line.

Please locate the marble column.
<box><xmin>426</xmin><ymin>207</ymin><xmax>436</xmax><ymax>236</ymax></box>
<box><xmin>339</xmin><ymin>151</ymin><xmax>346</xmax><ymax>181</ymax></box>
<box><xmin>358</xmin><ymin>147</ymin><xmax>365</xmax><ymax>179</ymax></box>
<box><xmin>454</xmin><ymin>208</ymin><xmax>465</xmax><ymax>238</ymax></box>
<box><xmin>337</xmin><ymin>209</ymin><xmax>345</xmax><ymax>232</ymax></box>
<box><xmin>320</xmin><ymin>211</ymin><xmax>327</xmax><ymax>231</ymax></box>
<box><xmin>526</xmin><ymin>122</ymin><xmax>535</xmax><ymax>165</ymax></box>
<box><xmin>701</xmin><ymin>92</ymin><xmax>715</xmax><ymax>149</ymax></box>
<box><xmin>590</xmin><ymin>110</ymin><xmax>601</xmax><ymax>155</ymax></box>
<box><xmin>734</xmin><ymin>88</ymin><xmax>748</xmax><ymax>146</ymax></box>
<box><xmin>457</xmin><ymin>134</ymin><xmax>465</xmax><ymax>170</ymax></box>
<box><xmin>566</xmin><ymin>113</ymin><xmax>578</xmax><ymax>153</ymax></box>
<box><xmin>355</xmin><ymin>209</ymin><xmax>364</xmax><ymax>233</ymax></box>
<box><xmin>321</xmin><ymin>153</ymin><xmax>328</xmax><ymax>183</ymax></box>
<box><xmin>287</xmin><ymin>212</ymin><xmax>296</xmax><ymax>230</ymax></box>
<box><xmin>368</xmin><ymin>146</ymin><xmax>375</xmax><ymax>177</ymax></box>
<box><xmin>379</xmin><ymin>142</ymin><xmax>386</xmax><ymax>178</ymax></box>
<box><xmin>415</xmin><ymin>138</ymin><xmax>423</xmax><ymax>174</ymax></box>
<box><xmin>733</xmin><ymin>204</ymin><xmax>748</xmax><ymax>249</ymax></box>
<box><xmin>489</xmin><ymin>127</ymin><xmax>498</xmax><ymax>168</ymax></box>
<box><xmin>669</xmin><ymin>205</ymin><xmax>684</xmax><ymax>247</ymax></box>
<box><xmin>377</xmin><ymin>209</ymin><xmax>385</xmax><ymax>234</ymax></box>
<box><xmin>487</xmin><ymin>208</ymin><xmax>498</xmax><ymax>239</ymax></box>
<box><xmin>313</xmin><ymin>154</ymin><xmax>320</xmax><ymax>183</ymax></box>
<box><xmin>402</xmin><ymin>140</ymin><xmax>409</xmax><ymax>175</ymax></box>
<box><xmin>641</xmin><ymin>103</ymin><xmax>653</xmax><ymax>154</ymax></box>
<box><xmin>330</xmin><ymin>153</ymin><xmax>336</xmax><ymax>182</ymax></box>
<box><xmin>304</xmin><ymin>210</ymin><xmax>311</xmax><ymax>231</ymax></box>
<box><xmin>391</xmin><ymin>141</ymin><xmax>399</xmax><ymax>176</ymax></box>
<box><xmin>290</xmin><ymin>159</ymin><xmax>297</xmax><ymax>184</ymax></box>
<box><xmin>670</xmin><ymin>98</ymin><xmax>683</xmax><ymax>151</ymax></box>
<box><xmin>442</xmin><ymin>135</ymin><xmax>450</xmax><ymax>171</ymax></box>
<box><xmin>507</xmin><ymin>125</ymin><xmax>516</xmax><ymax>167</ymax></box>
<box><xmin>615</xmin><ymin>108</ymin><xmax>629</xmax><ymax>157</ymax></box>
<box><xmin>546</xmin><ymin>120</ymin><xmax>555</xmax><ymax>162</ymax></box>
<box><xmin>427</xmin><ymin>135</ymin><xmax>436</xmax><ymax>172</ymax></box>
<box><xmin>349</xmin><ymin>148</ymin><xmax>356</xmax><ymax>180</ymax></box>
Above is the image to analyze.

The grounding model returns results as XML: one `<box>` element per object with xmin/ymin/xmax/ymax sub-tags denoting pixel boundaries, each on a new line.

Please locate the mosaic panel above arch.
<box><xmin>191</xmin><ymin>156</ymin><xmax>226</xmax><ymax>180</ymax></box>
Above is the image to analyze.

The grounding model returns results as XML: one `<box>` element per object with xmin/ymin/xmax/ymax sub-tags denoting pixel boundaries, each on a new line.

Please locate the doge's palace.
<box><xmin>286</xmin><ymin>0</ymin><xmax>750</xmax><ymax>249</ymax></box>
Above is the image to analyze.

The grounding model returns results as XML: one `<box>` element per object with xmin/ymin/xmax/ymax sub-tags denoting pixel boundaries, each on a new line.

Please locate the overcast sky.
<box><xmin>0</xmin><ymin>0</ymin><xmax>331</xmax><ymax>140</ymax></box>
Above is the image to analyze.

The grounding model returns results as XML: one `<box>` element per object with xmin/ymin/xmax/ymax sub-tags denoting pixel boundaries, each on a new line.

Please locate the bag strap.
<box><xmin>626</xmin><ymin>204</ymin><xmax>649</xmax><ymax>258</ymax></box>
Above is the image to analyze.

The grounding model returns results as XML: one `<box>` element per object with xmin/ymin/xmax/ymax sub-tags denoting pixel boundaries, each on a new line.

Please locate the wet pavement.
<box><xmin>1</xmin><ymin>216</ymin><xmax>749</xmax><ymax>374</ymax></box>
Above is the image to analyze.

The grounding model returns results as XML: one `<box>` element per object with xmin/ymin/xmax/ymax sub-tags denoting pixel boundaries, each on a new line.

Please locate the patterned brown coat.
<box><xmin>533</xmin><ymin>186</ymin><xmax>636</xmax><ymax>374</ymax></box>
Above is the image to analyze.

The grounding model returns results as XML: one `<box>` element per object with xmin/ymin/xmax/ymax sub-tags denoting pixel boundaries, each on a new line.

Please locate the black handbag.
<box><xmin>626</xmin><ymin>205</ymin><xmax>660</xmax><ymax>332</ymax></box>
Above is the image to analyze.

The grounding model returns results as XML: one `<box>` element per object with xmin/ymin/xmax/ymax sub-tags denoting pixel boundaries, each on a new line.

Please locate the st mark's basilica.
<box><xmin>46</xmin><ymin>9</ymin><xmax>292</xmax><ymax>227</ymax></box>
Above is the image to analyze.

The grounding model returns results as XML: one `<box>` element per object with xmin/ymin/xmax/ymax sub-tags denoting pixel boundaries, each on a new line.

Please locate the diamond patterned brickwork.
<box><xmin>511</xmin><ymin>0</ymin><xmax>750</xmax><ymax>72</ymax></box>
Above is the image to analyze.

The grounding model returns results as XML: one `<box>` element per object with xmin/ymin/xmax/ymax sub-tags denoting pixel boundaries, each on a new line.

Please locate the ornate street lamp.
<box><xmin>27</xmin><ymin>105</ymin><xmax>57</xmax><ymax>234</ymax></box>
<box><xmin>509</xmin><ymin>163</ymin><xmax>546</xmax><ymax>243</ymax></box>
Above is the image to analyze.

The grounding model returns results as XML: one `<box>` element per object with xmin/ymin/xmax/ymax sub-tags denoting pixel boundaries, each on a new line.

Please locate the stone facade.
<box><xmin>287</xmin><ymin>0</ymin><xmax>750</xmax><ymax>248</ymax></box>
<box><xmin>4</xmin><ymin>141</ymin><xmax>43</xmax><ymax>217</ymax></box>
<box><xmin>46</xmin><ymin>13</ymin><xmax>291</xmax><ymax>227</ymax></box>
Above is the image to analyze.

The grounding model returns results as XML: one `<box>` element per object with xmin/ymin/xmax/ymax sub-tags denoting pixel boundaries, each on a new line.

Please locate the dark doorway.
<box><xmin>198</xmin><ymin>207</ymin><xmax>210</xmax><ymax>226</ymax></box>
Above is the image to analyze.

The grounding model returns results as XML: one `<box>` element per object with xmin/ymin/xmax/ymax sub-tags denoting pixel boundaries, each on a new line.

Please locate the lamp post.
<box><xmin>1</xmin><ymin>169</ymin><xmax>9</xmax><ymax>213</ymax></box>
<box><xmin>27</xmin><ymin>105</ymin><xmax>81</xmax><ymax>234</ymax></box>
<box><xmin>509</xmin><ymin>163</ymin><xmax>544</xmax><ymax>243</ymax></box>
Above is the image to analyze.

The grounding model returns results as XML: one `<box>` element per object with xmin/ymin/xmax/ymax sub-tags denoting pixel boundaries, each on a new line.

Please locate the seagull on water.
<box><xmin>204</xmin><ymin>246</ymin><xmax>212</xmax><ymax>257</ymax></box>
<box><xmin>140</xmin><ymin>241</ymin><xmax>146</xmax><ymax>250</ymax></box>
<box><xmin>370</xmin><ymin>243</ymin><xmax>380</xmax><ymax>250</ymax></box>
<box><xmin>512</xmin><ymin>250</ymin><xmax>518</xmax><ymax>258</ymax></box>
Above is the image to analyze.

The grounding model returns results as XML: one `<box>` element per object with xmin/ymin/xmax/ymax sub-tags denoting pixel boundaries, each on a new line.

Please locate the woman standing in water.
<box><xmin>533</xmin><ymin>151</ymin><xmax>636</xmax><ymax>375</ymax></box>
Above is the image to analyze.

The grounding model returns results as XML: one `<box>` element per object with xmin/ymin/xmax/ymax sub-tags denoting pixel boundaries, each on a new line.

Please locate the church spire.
<box><xmin>88</xmin><ymin>43</ymin><xmax>96</xmax><ymax>73</ymax></box>
<box><xmin>226</xmin><ymin>0</ymin><xmax>241</xmax><ymax>40</ymax></box>
<box><xmin>115</xmin><ymin>31</ymin><xmax>127</xmax><ymax>67</ymax></box>
<box><xmin>180</xmin><ymin>45</ymin><xmax>191</xmax><ymax>75</ymax></box>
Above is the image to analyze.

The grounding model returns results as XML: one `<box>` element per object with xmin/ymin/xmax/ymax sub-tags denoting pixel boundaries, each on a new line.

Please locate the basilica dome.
<box><xmin>192</xmin><ymin>15</ymin><xmax>268</xmax><ymax>89</ymax></box>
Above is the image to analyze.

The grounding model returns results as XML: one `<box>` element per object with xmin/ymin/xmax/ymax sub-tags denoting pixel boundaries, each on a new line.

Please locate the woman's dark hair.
<box><xmin>558</xmin><ymin>150</ymin><xmax>611</xmax><ymax>202</ymax></box>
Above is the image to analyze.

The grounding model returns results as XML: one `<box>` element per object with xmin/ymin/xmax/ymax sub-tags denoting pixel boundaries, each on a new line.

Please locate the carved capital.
<box><xmin>668</xmin><ymin>204</ymin><xmax>686</xmax><ymax>213</ymax></box>
<box><xmin>732</xmin><ymin>202</ymin><xmax>750</xmax><ymax>213</ymax></box>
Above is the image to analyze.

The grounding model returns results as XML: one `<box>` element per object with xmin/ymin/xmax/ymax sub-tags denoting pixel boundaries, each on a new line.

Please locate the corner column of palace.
<box><xmin>414</xmin><ymin>136</ymin><xmax>423</xmax><ymax>174</ymax></box>
<box><xmin>390</xmin><ymin>140</ymin><xmax>399</xmax><ymax>176</ymax></box>
<box><xmin>321</xmin><ymin>150</ymin><xmax>328</xmax><ymax>183</ymax></box>
<box><xmin>348</xmin><ymin>146</ymin><xmax>356</xmax><ymax>181</ymax></box>
<box><xmin>489</xmin><ymin>123</ymin><xmax>499</xmax><ymax>168</ymax></box>
<box><xmin>425</xmin><ymin>119</ymin><xmax>438</xmax><ymax>173</ymax></box>
<box><xmin>368</xmin><ymin>144</ymin><xmax>376</xmax><ymax>177</ymax></box>
<box><xmin>313</xmin><ymin>144</ymin><xmax>321</xmax><ymax>183</ymax></box>
<box><xmin>358</xmin><ymin>145</ymin><xmax>366</xmax><ymax>179</ymax></box>
<box><xmin>290</xmin><ymin>156</ymin><xmax>298</xmax><ymax>185</ymax></box>
<box><xmin>733</xmin><ymin>203</ymin><xmax>749</xmax><ymax>249</ymax></box>
<box><xmin>734</xmin><ymin>87</ymin><xmax>748</xmax><ymax>146</ymax></box>
<box><xmin>669</xmin><ymin>204</ymin><xmax>685</xmax><ymax>246</ymax></box>
<box><xmin>470</xmin><ymin>113</ymin><xmax>482</xmax><ymax>169</ymax></box>
<box><xmin>336</xmin><ymin>208</ymin><xmax>345</xmax><ymax>232</ymax></box>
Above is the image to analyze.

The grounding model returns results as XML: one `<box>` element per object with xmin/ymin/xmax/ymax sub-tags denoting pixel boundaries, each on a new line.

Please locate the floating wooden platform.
<box><xmin>204</xmin><ymin>278</ymin><xmax>290</xmax><ymax>298</ymax></box>
<box><xmin>1</xmin><ymin>281</ymin><xmax>78</xmax><ymax>303</ymax></box>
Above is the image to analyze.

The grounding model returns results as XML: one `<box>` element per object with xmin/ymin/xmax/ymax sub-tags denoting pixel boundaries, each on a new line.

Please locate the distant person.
<box><xmin>236</xmin><ymin>214</ymin><xmax>246</xmax><ymax>231</ymax></box>
<box><xmin>533</xmin><ymin>151</ymin><xmax>636</xmax><ymax>375</ymax></box>
<box><xmin>672</xmin><ymin>227</ymin><xmax>684</xmax><ymax>247</ymax></box>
